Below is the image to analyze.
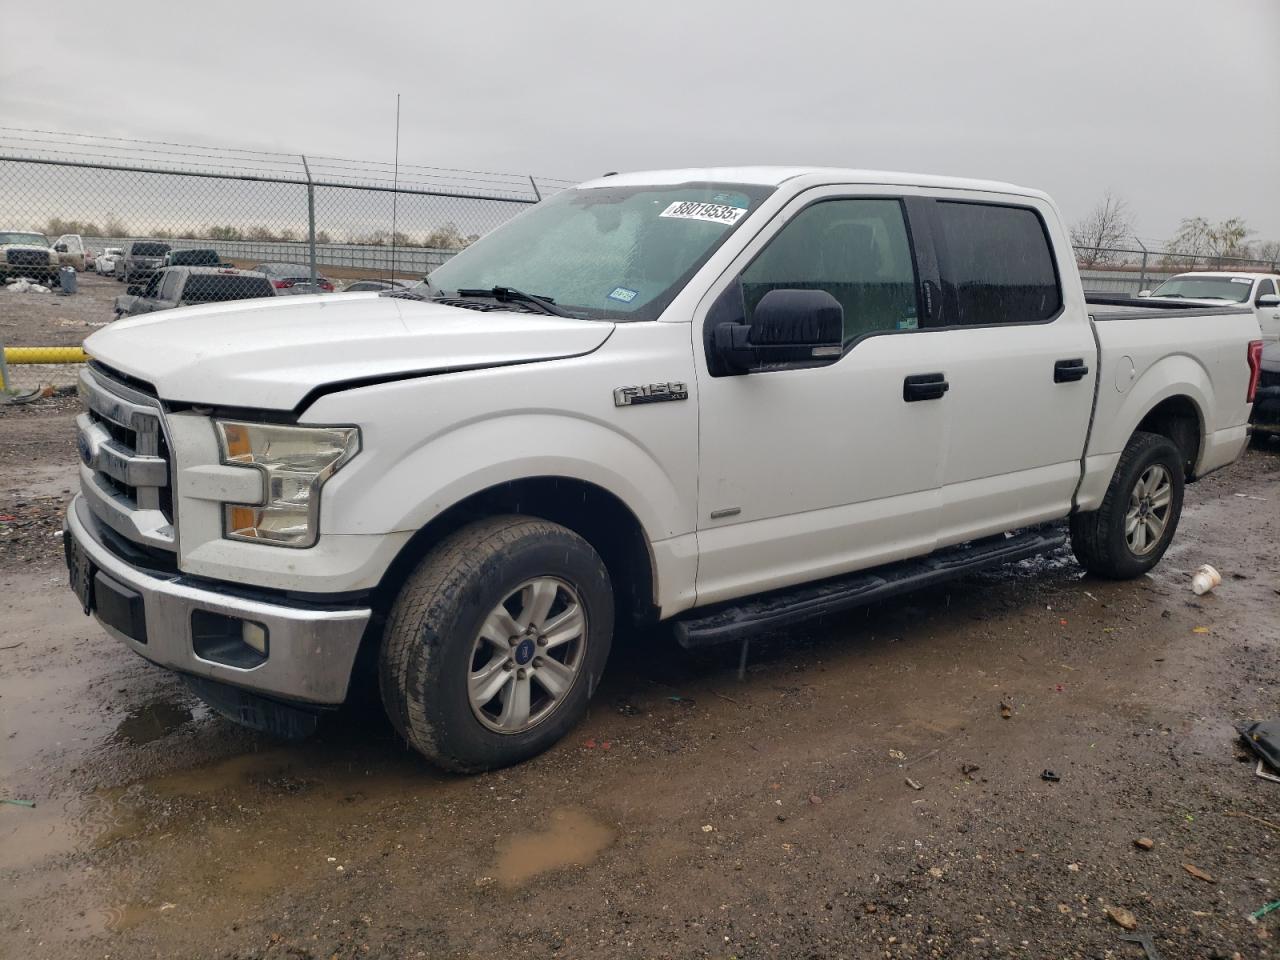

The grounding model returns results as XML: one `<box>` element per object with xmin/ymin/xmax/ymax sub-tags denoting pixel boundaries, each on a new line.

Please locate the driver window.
<box><xmin>739</xmin><ymin>199</ymin><xmax>920</xmax><ymax>344</ymax></box>
<box><xmin>1259</xmin><ymin>279</ymin><xmax>1277</xmax><ymax>299</ymax></box>
<box><xmin>143</xmin><ymin>273</ymin><xmax>163</xmax><ymax>298</ymax></box>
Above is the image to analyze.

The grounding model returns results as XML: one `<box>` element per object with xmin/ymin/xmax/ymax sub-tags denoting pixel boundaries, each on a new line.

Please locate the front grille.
<box><xmin>77</xmin><ymin>367</ymin><xmax>176</xmax><ymax>551</ymax></box>
<box><xmin>6</xmin><ymin>249</ymin><xmax>49</xmax><ymax>268</ymax></box>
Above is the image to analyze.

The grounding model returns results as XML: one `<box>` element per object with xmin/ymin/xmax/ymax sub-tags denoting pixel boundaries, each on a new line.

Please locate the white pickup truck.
<box><xmin>65</xmin><ymin>168</ymin><xmax>1265</xmax><ymax>771</ymax></box>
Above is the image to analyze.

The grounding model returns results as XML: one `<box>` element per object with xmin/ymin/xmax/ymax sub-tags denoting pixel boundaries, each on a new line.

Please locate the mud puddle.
<box><xmin>492</xmin><ymin>807</ymin><xmax>615</xmax><ymax>886</ymax></box>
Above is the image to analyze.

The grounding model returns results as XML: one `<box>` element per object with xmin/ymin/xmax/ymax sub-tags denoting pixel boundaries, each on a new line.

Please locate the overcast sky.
<box><xmin>4</xmin><ymin>0</ymin><xmax>1278</xmax><ymax>246</ymax></box>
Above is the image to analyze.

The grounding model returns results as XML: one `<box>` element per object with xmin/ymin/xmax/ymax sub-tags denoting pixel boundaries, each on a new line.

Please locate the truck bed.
<box><xmin>1085</xmin><ymin>295</ymin><xmax>1252</xmax><ymax>322</ymax></box>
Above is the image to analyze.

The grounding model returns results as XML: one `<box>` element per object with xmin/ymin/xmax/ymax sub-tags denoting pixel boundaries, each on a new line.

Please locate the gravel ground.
<box><xmin>0</xmin><ymin>271</ymin><xmax>119</xmax><ymax>347</ymax></box>
<box><xmin>0</xmin><ymin>410</ymin><xmax>1277</xmax><ymax>959</ymax></box>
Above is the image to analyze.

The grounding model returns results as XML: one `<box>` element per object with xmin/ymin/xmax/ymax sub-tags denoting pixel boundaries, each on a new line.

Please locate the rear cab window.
<box><xmin>181</xmin><ymin>274</ymin><xmax>275</xmax><ymax>304</ymax></box>
<box><xmin>932</xmin><ymin>201</ymin><xmax>1062</xmax><ymax>325</ymax></box>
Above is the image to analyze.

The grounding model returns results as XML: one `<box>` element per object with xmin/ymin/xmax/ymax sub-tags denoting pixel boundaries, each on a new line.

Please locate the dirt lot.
<box><xmin>0</xmin><ymin>271</ymin><xmax>119</xmax><ymax>348</ymax></box>
<box><xmin>1</xmin><ymin>399</ymin><xmax>1277</xmax><ymax>959</ymax></box>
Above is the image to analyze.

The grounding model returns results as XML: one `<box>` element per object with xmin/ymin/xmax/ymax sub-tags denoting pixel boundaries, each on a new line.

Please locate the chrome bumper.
<box><xmin>65</xmin><ymin>495</ymin><xmax>371</xmax><ymax>705</ymax></box>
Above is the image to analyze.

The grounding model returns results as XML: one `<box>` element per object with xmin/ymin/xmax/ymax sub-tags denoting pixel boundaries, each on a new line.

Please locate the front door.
<box><xmin>1255</xmin><ymin>278</ymin><xmax>1280</xmax><ymax>342</ymax></box>
<box><xmin>693</xmin><ymin>188</ymin><xmax>952</xmax><ymax>606</ymax></box>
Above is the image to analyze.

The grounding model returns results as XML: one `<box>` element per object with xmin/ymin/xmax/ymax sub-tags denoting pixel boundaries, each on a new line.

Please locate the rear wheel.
<box><xmin>378</xmin><ymin>515</ymin><xmax>613</xmax><ymax>772</ymax></box>
<box><xmin>1070</xmin><ymin>431</ymin><xmax>1184</xmax><ymax>579</ymax></box>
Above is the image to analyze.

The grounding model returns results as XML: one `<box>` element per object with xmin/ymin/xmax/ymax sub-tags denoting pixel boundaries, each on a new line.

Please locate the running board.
<box><xmin>673</xmin><ymin>526</ymin><xmax>1067</xmax><ymax>649</ymax></box>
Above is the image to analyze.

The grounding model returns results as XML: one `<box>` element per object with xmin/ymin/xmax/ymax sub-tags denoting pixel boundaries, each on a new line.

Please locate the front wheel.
<box><xmin>378</xmin><ymin>515</ymin><xmax>614</xmax><ymax>772</ymax></box>
<box><xmin>1070</xmin><ymin>431</ymin><xmax>1185</xmax><ymax>579</ymax></box>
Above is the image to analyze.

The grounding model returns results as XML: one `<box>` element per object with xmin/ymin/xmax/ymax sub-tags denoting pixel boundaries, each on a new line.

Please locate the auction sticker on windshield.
<box><xmin>659</xmin><ymin>201</ymin><xmax>747</xmax><ymax>225</ymax></box>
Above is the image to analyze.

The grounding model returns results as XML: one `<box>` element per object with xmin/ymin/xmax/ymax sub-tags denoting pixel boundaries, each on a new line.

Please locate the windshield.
<box><xmin>0</xmin><ymin>232</ymin><xmax>49</xmax><ymax>247</ymax></box>
<box><xmin>421</xmin><ymin>182</ymin><xmax>774</xmax><ymax>320</ymax></box>
<box><xmin>1150</xmin><ymin>275</ymin><xmax>1253</xmax><ymax>303</ymax></box>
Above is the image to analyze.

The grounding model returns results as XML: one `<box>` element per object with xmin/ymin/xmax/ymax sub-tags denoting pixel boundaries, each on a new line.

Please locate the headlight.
<box><xmin>214</xmin><ymin>421</ymin><xmax>360</xmax><ymax>548</ymax></box>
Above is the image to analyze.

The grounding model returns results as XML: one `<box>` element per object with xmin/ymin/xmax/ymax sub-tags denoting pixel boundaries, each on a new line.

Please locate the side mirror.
<box><xmin>714</xmin><ymin>289</ymin><xmax>844</xmax><ymax>373</ymax></box>
<box><xmin>1256</xmin><ymin>294</ymin><xmax>1280</xmax><ymax>308</ymax></box>
<box><xmin>1136</xmin><ymin>290</ymin><xmax>1152</xmax><ymax>298</ymax></box>
<box><xmin>54</xmin><ymin>244</ymin><xmax>67</xmax><ymax>253</ymax></box>
<box><xmin>127</xmin><ymin>284</ymin><xmax>143</xmax><ymax>295</ymax></box>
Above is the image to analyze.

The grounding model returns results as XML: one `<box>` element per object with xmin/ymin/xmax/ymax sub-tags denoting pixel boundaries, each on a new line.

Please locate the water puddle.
<box><xmin>0</xmin><ymin>786</ymin><xmax>141</xmax><ymax>871</ymax></box>
<box><xmin>112</xmin><ymin>700</ymin><xmax>195</xmax><ymax>745</ymax></box>
<box><xmin>492</xmin><ymin>807</ymin><xmax>613</xmax><ymax>887</ymax></box>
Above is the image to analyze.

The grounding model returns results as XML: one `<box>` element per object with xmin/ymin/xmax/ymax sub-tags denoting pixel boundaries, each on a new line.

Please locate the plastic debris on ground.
<box><xmin>4</xmin><ymin>278</ymin><xmax>51</xmax><ymax>294</ymax></box>
<box><xmin>1190</xmin><ymin>563</ymin><xmax>1222</xmax><ymax>595</ymax></box>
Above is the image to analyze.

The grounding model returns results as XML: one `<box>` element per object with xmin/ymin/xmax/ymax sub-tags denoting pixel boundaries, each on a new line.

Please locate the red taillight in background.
<box><xmin>319</xmin><ymin>280</ymin><xmax>334</xmax><ymax>291</ymax></box>
<box><xmin>1246</xmin><ymin>340</ymin><xmax>1263</xmax><ymax>403</ymax></box>
<box><xmin>273</xmin><ymin>279</ymin><xmax>293</xmax><ymax>289</ymax></box>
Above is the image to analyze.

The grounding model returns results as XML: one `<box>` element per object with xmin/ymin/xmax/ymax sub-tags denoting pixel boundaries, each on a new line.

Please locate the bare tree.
<box><xmin>1071</xmin><ymin>191</ymin><xmax>1134</xmax><ymax>267</ymax></box>
<box><xmin>1164</xmin><ymin>216</ymin><xmax>1254</xmax><ymax>268</ymax></box>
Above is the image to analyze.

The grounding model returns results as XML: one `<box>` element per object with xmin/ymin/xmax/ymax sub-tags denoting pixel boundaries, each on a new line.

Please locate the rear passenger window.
<box><xmin>739</xmin><ymin>198</ymin><xmax>920</xmax><ymax>344</ymax></box>
<box><xmin>934</xmin><ymin>202</ymin><xmax>1061</xmax><ymax>324</ymax></box>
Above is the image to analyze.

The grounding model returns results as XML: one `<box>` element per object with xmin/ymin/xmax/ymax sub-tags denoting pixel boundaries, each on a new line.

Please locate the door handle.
<box><xmin>903</xmin><ymin>372</ymin><xmax>949</xmax><ymax>402</ymax></box>
<box><xmin>1054</xmin><ymin>358</ymin><xmax>1090</xmax><ymax>383</ymax></box>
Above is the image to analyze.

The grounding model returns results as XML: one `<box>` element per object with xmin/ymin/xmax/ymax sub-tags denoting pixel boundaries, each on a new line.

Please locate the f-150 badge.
<box><xmin>613</xmin><ymin>382</ymin><xmax>689</xmax><ymax>407</ymax></box>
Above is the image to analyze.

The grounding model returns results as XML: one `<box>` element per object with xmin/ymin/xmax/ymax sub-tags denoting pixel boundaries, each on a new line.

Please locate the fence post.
<box><xmin>1136</xmin><ymin>238</ymin><xmax>1148</xmax><ymax>293</ymax></box>
<box><xmin>529</xmin><ymin>176</ymin><xmax>542</xmax><ymax>202</ymax></box>
<box><xmin>300</xmin><ymin>154</ymin><xmax>317</xmax><ymax>286</ymax></box>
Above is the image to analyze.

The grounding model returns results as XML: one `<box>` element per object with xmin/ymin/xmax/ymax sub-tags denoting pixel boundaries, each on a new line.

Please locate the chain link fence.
<box><xmin>2</xmin><ymin>128</ymin><xmax>1278</xmax><ymax>402</ymax></box>
<box><xmin>0</xmin><ymin>128</ymin><xmax>578</xmax><ymax>402</ymax></box>
<box><xmin>1076</xmin><ymin>245</ymin><xmax>1279</xmax><ymax>296</ymax></box>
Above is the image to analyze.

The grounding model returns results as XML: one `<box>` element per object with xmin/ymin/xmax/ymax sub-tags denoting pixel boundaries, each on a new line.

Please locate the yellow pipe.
<box><xmin>4</xmin><ymin>346</ymin><xmax>89</xmax><ymax>364</ymax></box>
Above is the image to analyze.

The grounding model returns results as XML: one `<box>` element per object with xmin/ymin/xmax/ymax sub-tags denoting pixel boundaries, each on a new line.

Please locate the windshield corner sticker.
<box><xmin>608</xmin><ymin>286</ymin><xmax>639</xmax><ymax>303</ymax></box>
<box><xmin>659</xmin><ymin>201</ymin><xmax>747</xmax><ymax>226</ymax></box>
<box><xmin>613</xmin><ymin>382</ymin><xmax>689</xmax><ymax>407</ymax></box>
<box><xmin>1230</xmin><ymin>277</ymin><xmax>1252</xmax><ymax>284</ymax></box>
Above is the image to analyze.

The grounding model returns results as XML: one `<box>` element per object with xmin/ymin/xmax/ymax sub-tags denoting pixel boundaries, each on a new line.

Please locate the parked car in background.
<box><xmin>0</xmin><ymin>230</ymin><xmax>59</xmax><ymax>286</ymax></box>
<box><xmin>1252</xmin><ymin>341</ymin><xmax>1280</xmax><ymax>440</ymax></box>
<box><xmin>118</xmin><ymin>240</ymin><xmax>173</xmax><ymax>284</ymax></box>
<box><xmin>113</xmin><ymin>266</ymin><xmax>278</xmax><ymax>317</ymax></box>
<box><xmin>67</xmin><ymin>167</ymin><xmax>1264</xmax><ymax>772</ymax></box>
<box><xmin>53</xmin><ymin>234</ymin><xmax>88</xmax><ymax>271</ymax></box>
<box><xmin>342</xmin><ymin>278</ymin><xmax>415</xmax><ymax>292</ymax></box>
<box><xmin>164</xmin><ymin>248</ymin><xmax>224</xmax><ymax>268</ymax></box>
<box><xmin>1140</xmin><ymin>272</ymin><xmax>1280</xmax><ymax>341</ymax></box>
<box><xmin>95</xmin><ymin>247</ymin><xmax>125</xmax><ymax>275</ymax></box>
<box><xmin>250</xmin><ymin>261</ymin><xmax>335</xmax><ymax>293</ymax></box>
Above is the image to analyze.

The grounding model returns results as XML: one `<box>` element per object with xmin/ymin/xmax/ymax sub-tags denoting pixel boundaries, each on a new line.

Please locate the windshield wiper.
<box><xmin>456</xmin><ymin>286</ymin><xmax>572</xmax><ymax>318</ymax></box>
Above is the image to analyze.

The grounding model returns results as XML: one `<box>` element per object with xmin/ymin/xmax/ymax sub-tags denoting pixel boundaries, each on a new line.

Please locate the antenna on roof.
<box><xmin>389</xmin><ymin>93</ymin><xmax>401</xmax><ymax>282</ymax></box>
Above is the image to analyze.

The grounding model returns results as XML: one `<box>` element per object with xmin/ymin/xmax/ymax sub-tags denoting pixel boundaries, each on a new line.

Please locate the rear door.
<box><xmin>920</xmin><ymin>195</ymin><xmax>1096</xmax><ymax>546</ymax></box>
<box><xmin>693</xmin><ymin>186</ymin><xmax>952</xmax><ymax>606</ymax></box>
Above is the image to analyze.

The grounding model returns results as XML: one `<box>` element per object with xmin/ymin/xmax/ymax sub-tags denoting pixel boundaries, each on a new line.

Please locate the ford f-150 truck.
<box><xmin>64</xmin><ymin>168</ymin><xmax>1265</xmax><ymax>771</ymax></box>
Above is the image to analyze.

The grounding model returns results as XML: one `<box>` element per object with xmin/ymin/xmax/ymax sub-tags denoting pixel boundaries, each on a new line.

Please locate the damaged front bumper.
<box><xmin>64</xmin><ymin>494</ymin><xmax>371</xmax><ymax>705</ymax></box>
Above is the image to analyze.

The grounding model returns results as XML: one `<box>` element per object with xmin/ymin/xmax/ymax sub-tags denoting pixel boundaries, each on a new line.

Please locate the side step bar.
<box><xmin>673</xmin><ymin>526</ymin><xmax>1067</xmax><ymax>649</ymax></box>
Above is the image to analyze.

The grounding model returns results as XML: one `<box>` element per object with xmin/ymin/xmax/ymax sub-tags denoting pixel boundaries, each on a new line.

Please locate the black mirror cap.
<box><xmin>752</xmin><ymin>289</ymin><xmax>844</xmax><ymax>348</ymax></box>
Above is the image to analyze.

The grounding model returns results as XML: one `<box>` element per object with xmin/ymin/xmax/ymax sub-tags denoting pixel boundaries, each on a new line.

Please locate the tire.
<box><xmin>378</xmin><ymin>515</ymin><xmax>614</xmax><ymax>772</ymax></box>
<box><xmin>1070</xmin><ymin>431</ymin><xmax>1184</xmax><ymax>579</ymax></box>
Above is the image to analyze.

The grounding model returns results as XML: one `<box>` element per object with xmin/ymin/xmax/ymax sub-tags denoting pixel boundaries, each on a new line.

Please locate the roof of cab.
<box><xmin>575</xmin><ymin>166</ymin><xmax>1046</xmax><ymax>200</ymax></box>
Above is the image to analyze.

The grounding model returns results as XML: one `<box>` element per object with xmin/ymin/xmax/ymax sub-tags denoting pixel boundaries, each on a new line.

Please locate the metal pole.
<box><xmin>300</xmin><ymin>154</ymin><xmax>316</xmax><ymax>286</ymax></box>
<box><xmin>529</xmin><ymin>175</ymin><xmax>542</xmax><ymax>202</ymax></box>
<box><xmin>1136</xmin><ymin>238</ymin><xmax>1148</xmax><ymax>293</ymax></box>
<box><xmin>389</xmin><ymin>93</ymin><xmax>401</xmax><ymax>281</ymax></box>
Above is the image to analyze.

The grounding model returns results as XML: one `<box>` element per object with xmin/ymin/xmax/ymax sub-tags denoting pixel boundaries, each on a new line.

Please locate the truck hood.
<box><xmin>85</xmin><ymin>293</ymin><xmax>615</xmax><ymax>411</ymax></box>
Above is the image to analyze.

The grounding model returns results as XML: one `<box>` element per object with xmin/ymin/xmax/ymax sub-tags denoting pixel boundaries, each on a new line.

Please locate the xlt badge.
<box><xmin>613</xmin><ymin>382</ymin><xmax>689</xmax><ymax>407</ymax></box>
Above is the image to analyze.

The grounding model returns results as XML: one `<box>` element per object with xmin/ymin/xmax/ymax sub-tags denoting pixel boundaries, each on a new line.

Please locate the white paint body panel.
<box><xmin>80</xmin><ymin>167</ymin><xmax>1259</xmax><ymax>620</ymax></box>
